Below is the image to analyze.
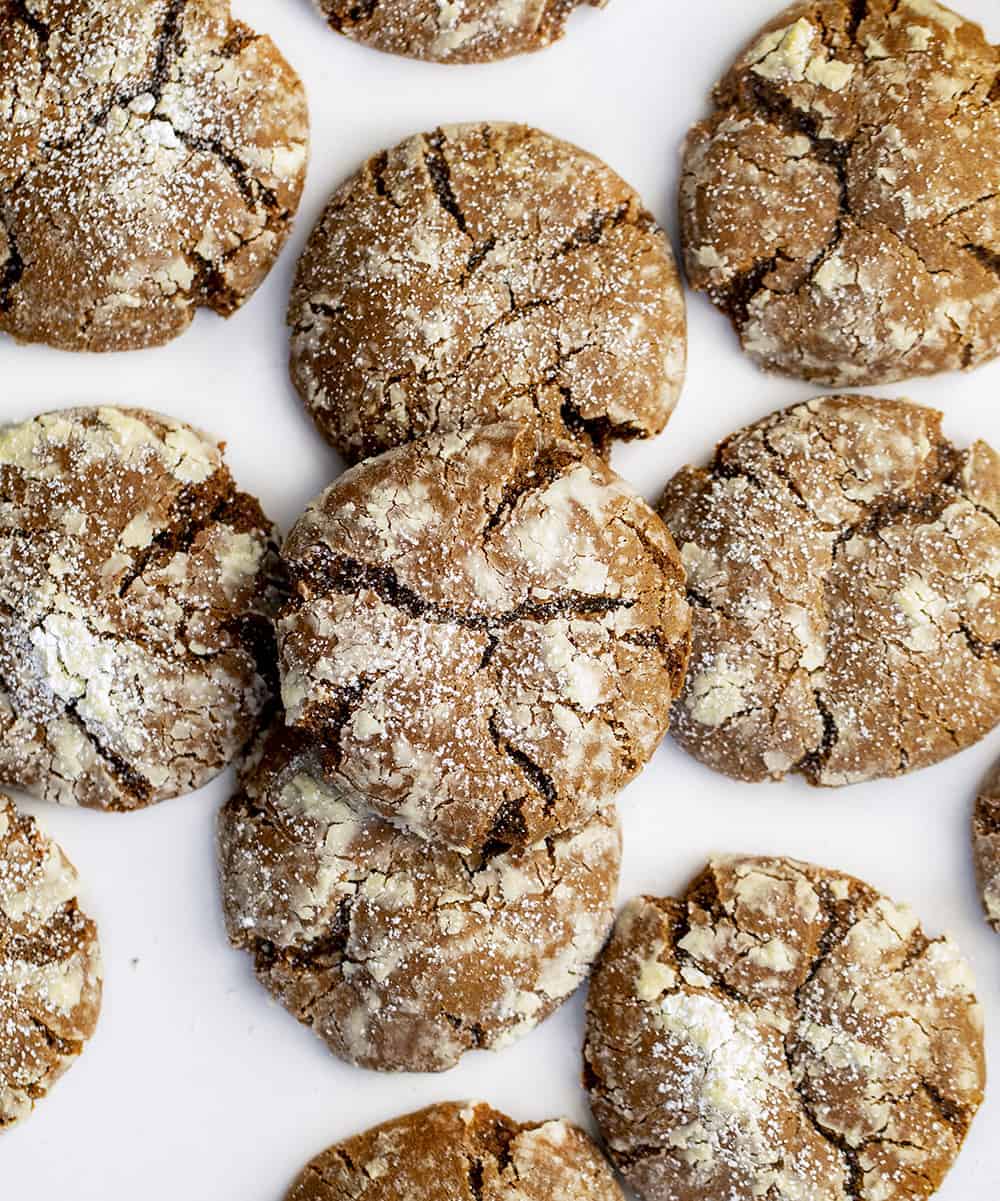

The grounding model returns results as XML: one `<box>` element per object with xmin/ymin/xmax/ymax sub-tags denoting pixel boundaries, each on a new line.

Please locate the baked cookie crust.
<box><xmin>973</xmin><ymin>759</ymin><xmax>1000</xmax><ymax>930</ymax></box>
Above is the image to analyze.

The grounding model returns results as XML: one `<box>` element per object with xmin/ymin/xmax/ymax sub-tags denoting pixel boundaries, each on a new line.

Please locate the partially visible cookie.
<box><xmin>0</xmin><ymin>793</ymin><xmax>102</xmax><ymax>1131</ymax></box>
<box><xmin>284</xmin><ymin>1101</ymin><xmax>624</xmax><ymax>1201</ymax></box>
<box><xmin>219</xmin><ymin>722</ymin><xmax>620</xmax><ymax>1072</ymax></box>
<box><xmin>289</xmin><ymin>122</ymin><xmax>685</xmax><ymax>464</ymax></box>
<box><xmin>681</xmin><ymin>0</ymin><xmax>1000</xmax><ymax>385</ymax></box>
<box><xmin>584</xmin><ymin>855</ymin><xmax>986</xmax><ymax>1201</ymax></box>
<box><xmin>658</xmin><ymin>395</ymin><xmax>1000</xmax><ymax>786</ymax></box>
<box><xmin>0</xmin><ymin>407</ymin><xmax>282</xmax><ymax>811</ymax></box>
<box><xmin>973</xmin><ymin>760</ymin><xmax>1000</xmax><ymax>931</ymax></box>
<box><xmin>0</xmin><ymin>0</ymin><xmax>308</xmax><ymax>352</ymax></box>
<box><xmin>277</xmin><ymin>421</ymin><xmax>690</xmax><ymax>853</ymax></box>
<box><xmin>315</xmin><ymin>0</ymin><xmax>606</xmax><ymax>64</ymax></box>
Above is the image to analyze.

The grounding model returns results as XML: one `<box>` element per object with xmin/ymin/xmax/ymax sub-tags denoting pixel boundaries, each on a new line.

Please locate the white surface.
<box><xmin>2</xmin><ymin>0</ymin><xmax>999</xmax><ymax>1196</ymax></box>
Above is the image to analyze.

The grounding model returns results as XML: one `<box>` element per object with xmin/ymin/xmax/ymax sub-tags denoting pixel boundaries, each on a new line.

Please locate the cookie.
<box><xmin>218</xmin><ymin>721</ymin><xmax>620</xmax><ymax>1072</ymax></box>
<box><xmin>658</xmin><ymin>395</ymin><xmax>1000</xmax><ymax>786</ymax></box>
<box><xmin>680</xmin><ymin>0</ymin><xmax>1000</xmax><ymax>386</ymax></box>
<box><xmin>284</xmin><ymin>1101</ymin><xmax>624</xmax><ymax>1201</ymax></box>
<box><xmin>0</xmin><ymin>407</ymin><xmax>281</xmax><ymax>811</ymax></box>
<box><xmin>0</xmin><ymin>793</ymin><xmax>101</xmax><ymax>1131</ymax></box>
<box><xmin>288</xmin><ymin>122</ymin><xmax>685</xmax><ymax>464</ymax></box>
<box><xmin>277</xmin><ymin>421</ymin><xmax>690</xmax><ymax>852</ymax></box>
<box><xmin>973</xmin><ymin>759</ymin><xmax>1000</xmax><ymax>931</ymax></box>
<box><xmin>0</xmin><ymin>0</ymin><xmax>308</xmax><ymax>352</ymax></box>
<box><xmin>584</xmin><ymin>855</ymin><xmax>986</xmax><ymax>1201</ymax></box>
<box><xmin>314</xmin><ymin>0</ymin><xmax>606</xmax><ymax>64</ymax></box>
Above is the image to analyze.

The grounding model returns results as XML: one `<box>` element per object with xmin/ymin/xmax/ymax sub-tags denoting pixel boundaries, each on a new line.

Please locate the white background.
<box><xmin>2</xmin><ymin>0</ymin><xmax>999</xmax><ymax>1196</ymax></box>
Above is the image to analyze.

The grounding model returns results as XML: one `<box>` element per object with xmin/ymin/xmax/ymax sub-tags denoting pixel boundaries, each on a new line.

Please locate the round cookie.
<box><xmin>973</xmin><ymin>759</ymin><xmax>1000</xmax><ymax>931</ymax></box>
<box><xmin>584</xmin><ymin>855</ymin><xmax>986</xmax><ymax>1201</ymax></box>
<box><xmin>658</xmin><ymin>395</ymin><xmax>1000</xmax><ymax>786</ymax></box>
<box><xmin>218</xmin><ymin>721</ymin><xmax>621</xmax><ymax>1072</ymax></box>
<box><xmin>0</xmin><ymin>0</ymin><xmax>308</xmax><ymax>352</ymax></box>
<box><xmin>680</xmin><ymin>0</ymin><xmax>1000</xmax><ymax>386</ymax></box>
<box><xmin>0</xmin><ymin>793</ymin><xmax>101</xmax><ymax>1131</ymax></box>
<box><xmin>284</xmin><ymin>1101</ymin><xmax>624</xmax><ymax>1201</ymax></box>
<box><xmin>0</xmin><ymin>407</ymin><xmax>282</xmax><ymax>811</ymax></box>
<box><xmin>277</xmin><ymin>421</ymin><xmax>690</xmax><ymax>852</ymax></box>
<box><xmin>288</xmin><ymin>122</ymin><xmax>685</xmax><ymax>464</ymax></box>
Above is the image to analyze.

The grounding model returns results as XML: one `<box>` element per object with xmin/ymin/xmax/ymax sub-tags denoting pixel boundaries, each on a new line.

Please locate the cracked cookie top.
<box><xmin>315</xmin><ymin>0</ymin><xmax>607</xmax><ymax>64</ymax></box>
<box><xmin>584</xmin><ymin>855</ymin><xmax>986</xmax><ymax>1201</ymax></box>
<box><xmin>288</xmin><ymin>122</ymin><xmax>685</xmax><ymax>465</ymax></box>
<box><xmin>658</xmin><ymin>395</ymin><xmax>1000</xmax><ymax>786</ymax></box>
<box><xmin>218</xmin><ymin>721</ymin><xmax>620</xmax><ymax>1072</ymax></box>
<box><xmin>284</xmin><ymin>1101</ymin><xmax>624</xmax><ymax>1201</ymax></box>
<box><xmin>277</xmin><ymin>421</ymin><xmax>690</xmax><ymax>852</ymax></box>
<box><xmin>681</xmin><ymin>0</ymin><xmax>1000</xmax><ymax>386</ymax></box>
<box><xmin>0</xmin><ymin>406</ymin><xmax>282</xmax><ymax>811</ymax></box>
<box><xmin>973</xmin><ymin>758</ymin><xmax>1000</xmax><ymax>930</ymax></box>
<box><xmin>0</xmin><ymin>0</ymin><xmax>308</xmax><ymax>352</ymax></box>
<box><xmin>0</xmin><ymin>793</ymin><xmax>101</xmax><ymax>1131</ymax></box>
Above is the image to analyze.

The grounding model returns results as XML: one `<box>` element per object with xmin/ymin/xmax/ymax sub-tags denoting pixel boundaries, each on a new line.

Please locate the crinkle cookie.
<box><xmin>658</xmin><ymin>395</ymin><xmax>1000</xmax><ymax>786</ymax></box>
<box><xmin>584</xmin><ymin>855</ymin><xmax>986</xmax><ymax>1201</ymax></box>
<box><xmin>315</xmin><ymin>0</ymin><xmax>606</xmax><ymax>64</ymax></box>
<box><xmin>973</xmin><ymin>759</ymin><xmax>1000</xmax><ymax>931</ymax></box>
<box><xmin>277</xmin><ymin>421</ymin><xmax>690</xmax><ymax>853</ymax></box>
<box><xmin>0</xmin><ymin>0</ymin><xmax>308</xmax><ymax>352</ymax></box>
<box><xmin>0</xmin><ymin>407</ymin><xmax>282</xmax><ymax>811</ymax></box>
<box><xmin>218</xmin><ymin>722</ymin><xmax>620</xmax><ymax>1072</ymax></box>
<box><xmin>681</xmin><ymin>0</ymin><xmax>1000</xmax><ymax>385</ymax></box>
<box><xmin>0</xmin><ymin>793</ymin><xmax>101</xmax><ymax>1131</ymax></box>
<box><xmin>289</xmin><ymin>122</ymin><xmax>685</xmax><ymax>464</ymax></box>
<box><xmin>284</xmin><ymin>1101</ymin><xmax>624</xmax><ymax>1201</ymax></box>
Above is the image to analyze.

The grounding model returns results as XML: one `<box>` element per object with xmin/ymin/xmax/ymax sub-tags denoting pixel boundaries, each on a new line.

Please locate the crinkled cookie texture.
<box><xmin>0</xmin><ymin>0</ymin><xmax>308</xmax><ymax>352</ymax></box>
<box><xmin>0</xmin><ymin>407</ymin><xmax>282</xmax><ymax>811</ymax></box>
<box><xmin>284</xmin><ymin>1101</ymin><xmax>625</xmax><ymax>1201</ymax></box>
<box><xmin>658</xmin><ymin>395</ymin><xmax>1000</xmax><ymax>786</ymax></box>
<box><xmin>316</xmin><ymin>0</ymin><xmax>606</xmax><ymax>64</ymax></box>
<box><xmin>289</xmin><ymin>122</ymin><xmax>685</xmax><ymax>465</ymax></box>
<box><xmin>219</xmin><ymin>722</ymin><xmax>620</xmax><ymax>1072</ymax></box>
<box><xmin>584</xmin><ymin>855</ymin><xmax>986</xmax><ymax>1201</ymax></box>
<box><xmin>973</xmin><ymin>759</ymin><xmax>1000</xmax><ymax>931</ymax></box>
<box><xmin>277</xmin><ymin>421</ymin><xmax>690</xmax><ymax>853</ymax></box>
<box><xmin>0</xmin><ymin>793</ymin><xmax>101</xmax><ymax>1131</ymax></box>
<box><xmin>681</xmin><ymin>0</ymin><xmax>1000</xmax><ymax>385</ymax></box>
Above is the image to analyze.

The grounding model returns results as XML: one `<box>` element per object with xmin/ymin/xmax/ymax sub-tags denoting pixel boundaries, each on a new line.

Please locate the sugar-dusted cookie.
<box><xmin>973</xmin><ymin>759</ymin><xmax>1000</xmax><ymax>931</ymax></box>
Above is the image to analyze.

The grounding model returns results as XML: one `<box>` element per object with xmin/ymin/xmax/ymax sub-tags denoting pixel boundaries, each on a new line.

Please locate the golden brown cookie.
<box><xmin>0</xmin><ymin>407</ymin><xmax>282</xmax><ymax>811</ymax></box>
<box><xmin>315</xmin><ymin>0</ymin><xmax>607</xmax><ymax>63</ymax></box>
<box><xmin>0</xmin><ymin>0</ymin><xmax>308</xmax><ymax>352</ymax></box>
<box><xmin>0</xmin><ymin>793</ymin><xmax>101</xmax><ymax>1131</ymax></box>
<box><xmin>658</xmin><ymin>395</ymin><xmax>1000</xmax><ymax>786</ymax></box>
<box><xmin>289</xmin><ymin>122</ymin><xmax>686</xmax><ymax>464</ymax></box>
<box><xmin>584</xmin><ymin>855</ymin><xmax>986</xmax><ymax>1201</ymax></box>
<box><xmin>218</xmin><ymin>721</ymin><xmax>620</xmax><ymax>1072</ymax></box>
<box><xmin>681</xmin><ymin>0</ymin><xmax>1000</xmax><ymax>385</ymax></box>
<box><xmin>973</xmin><ymin>759</ymin><xmax>1000</xmax><ymax>931</ymax></box>
<box><xmin>284</xmin><ymin>1101</ymin><xmax>624</xmax><ymax>1201</ymax></box>
<box><xmin>277</xmin><ymin>421</ymin><xmax>690</xmax><ymax>852</ymax></box>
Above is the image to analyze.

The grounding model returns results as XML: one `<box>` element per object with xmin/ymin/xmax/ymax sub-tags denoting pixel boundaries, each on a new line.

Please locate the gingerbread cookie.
<box><xmin>277</xmin><ymin>421</ymin><xmax>690</xmax><ymax>852</ymax></box>
<box><xmin>219</xmin><ymin>721</ymin><xmax>620</xmax><ymax>1072</ymax></box>
<box><xmin>584</xmin><ymin>855</ymin><xmax>986</xmax><ymax>1201</ymax></box>
<box><xmin>284</xmin><ymin>1101</ymin><xmax>624</xmax><ymax>1201</ymax></box>
<box><xmin>658</xmin><ymin>395</ymin><xmax>1000</xmax><ymax>785</ymax></box>
<box><xmin>1</xmin><ymin>793</ymin><xmax>101</xmax><ymax>1131</ymax></box>
<box><xmin>0</xmin><ymin>407</ymin><xmax>281</xmax><ymax>811</ymax></box>
<box><xmin>289</xmin><ymin>122</ymin><xmax>685</xmax><ymax>464</ymax></box>
<box><xmin>973</xmin><ymin>759</ymin><xmax>1000</xmax><ymax>931</ymax></box>
<box><xmin>0</xmin><ymin>0</ymin><xmax>308</xmax><ymax>352</ymax></box>
<box><xmin>681</xmin><ymin>0</ymin><xmax>1000</xmax><ymax>385</ymax></box>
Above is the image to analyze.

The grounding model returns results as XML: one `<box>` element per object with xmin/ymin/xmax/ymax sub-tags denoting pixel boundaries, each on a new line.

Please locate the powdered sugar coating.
<box><xmin>0</xmin><ymin>0</ymin><xmax>308</xmax><ymax>352</ymax></box>
<box><xmin>659</xmin><ymin>395</ymin><xmax>1000</xmax><ymax>786</ymax></box>
<box><xmin>0</xmin><ymin>793</ymin><xmax>101</xmax><ymax>1131</ymax></box>
<box><xmin>289</xmin><ymin>122</ymin><xmax>685</xmax><ymax>464</ymax></box>
<box><xmin>218</xmin><ymin>722</ymin><xmax>620</xmax><ymax>1072</ymax></box>
<box><xmin>0</xmin><ymin>406</ymin><xmax>282</xmax><ymax>811</ymax></box>
<box><xmin>584</xmin><ymin>855</ymin><xmax>985</xmax><ymax>1201</ymax></box>
<box><xmin>973</xmin><ymin>759</ymin><xmax>1000</xmax><ymax>931</ymax></box>
<box><xmin>681</xmin><ymin>0</ymin><xmax>1000</xmax><ymax>385</ymax></box>
<box><xmin>277</xmin><ymin>421</ymin><xmax>690</xmax><ymax>852</ymax></box>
